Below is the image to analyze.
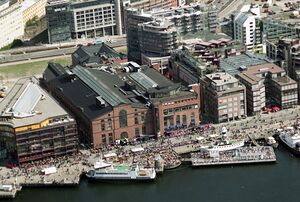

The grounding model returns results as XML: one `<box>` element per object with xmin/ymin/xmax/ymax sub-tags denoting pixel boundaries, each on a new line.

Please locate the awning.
<box><xmin>42</xmin><ymin>167</ymin><xmax>57</xmax><ymax>175</ymax></box>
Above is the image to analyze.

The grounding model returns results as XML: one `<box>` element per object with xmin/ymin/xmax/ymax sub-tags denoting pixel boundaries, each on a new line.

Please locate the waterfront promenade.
<box><xmin>1</xmin><ymin>106</ymin><xmax>300</xmax><ymax>198</ymax></box>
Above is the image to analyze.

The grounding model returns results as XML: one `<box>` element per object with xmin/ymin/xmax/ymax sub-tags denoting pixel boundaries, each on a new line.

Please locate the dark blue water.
<box><xmin>13</xmin><ymin>146</ymin><xmax>300</xmax><ymax>202</ymax></box>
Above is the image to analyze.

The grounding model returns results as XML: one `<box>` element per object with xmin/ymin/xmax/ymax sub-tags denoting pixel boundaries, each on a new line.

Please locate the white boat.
<box><xmin>94</xmin><ymin>160</ymin><xmax>111</xmax><ymax>169</ymax></box>
<box><xmin>279</xmin><ymin>131</ymin><xmax>300</xmax><ymax>156</ymax></box>
<box><xmin>201</xmin><ymin>139</ymin><xmax>244</xmax><ymax>152</ymax></box>
<box><xmin>86</xmin><ymin>164</ymin><xmax>156</xmax><ymax>182</ymax></box>
<box><xmin>266</xmin><ymin>136</ymin><xmax>278</xmax><ymax>148</ymax></box>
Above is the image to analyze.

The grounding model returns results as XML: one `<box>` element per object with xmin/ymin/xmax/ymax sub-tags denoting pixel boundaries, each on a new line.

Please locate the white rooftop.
<box><xmin>206</xmin><ymin>72</ymin><xmax>238</xmax><ymax>86</ymax></box>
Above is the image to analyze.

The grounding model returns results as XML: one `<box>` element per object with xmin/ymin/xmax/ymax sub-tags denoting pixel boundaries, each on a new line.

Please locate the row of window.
<box><xmin>100</xmin><ymin>110</ymin><xmax>146</xmax><ymax>131</ymax></box>
<box><xmin>163</xmin><ymin>112</ymin><xmax>195</xmax><ymax>128</ymax></box>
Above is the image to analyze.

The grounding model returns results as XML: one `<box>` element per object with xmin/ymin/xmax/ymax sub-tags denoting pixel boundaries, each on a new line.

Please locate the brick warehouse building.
<box><xmin>43</xmin><ymin>62</ymin><xmax>200</xmax><ymax>148</ymax></box>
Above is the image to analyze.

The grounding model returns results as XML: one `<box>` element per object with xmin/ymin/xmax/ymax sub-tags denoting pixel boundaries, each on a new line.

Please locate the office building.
<box><xmin>0</xmin><ymin>77</ymin><xmax>78</xmax><ymax>164</ymax></box>
<box><xmin>0</xmin><ymin>0</ymin><xmax>24</xmax><ymax>49</ymax></box>
<box><xmin>266</xmin><ymin>38</ymin><xmax>300</xmax><ymax>99</ymax></box>
<box><xmin>238</xmin><ymin>64</ymin><xmax>298</xmax><ymax>113</ymax></box>
<box><xmin>46</xmin><ymin>0</ymin><xmax>122</xmax><ymax>43</ymax></box>
<box><xmin>201</xmin><ymin>72</ymin><xmax>246</xmax><ymax>123</ymax></box>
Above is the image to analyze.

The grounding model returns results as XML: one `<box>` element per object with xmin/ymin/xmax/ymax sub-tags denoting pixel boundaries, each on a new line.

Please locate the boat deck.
<box><xmin>190</xmin><ymin>146</ymin><xmax>276</xmax><ymax>166</ymax></box>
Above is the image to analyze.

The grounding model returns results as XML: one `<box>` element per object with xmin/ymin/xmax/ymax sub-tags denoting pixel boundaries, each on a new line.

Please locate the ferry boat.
<box><xmin>200</xmin><ymin>139</ymin><xmax>244</xmax><ymax>152</ymax></box>
<box><xmin>266</xmin><ymin>136</ymin><xmax>278</xmax><ymax>148</ymax></box>
<box><xmin>279</xmin><ymin>131</ymin><xmax>300</xmax><ymax>156</ymax></box>
<box><xmin>86</xmin><ymin>164</ymin><xmax>156</xmax><ymax>182</ymax></box>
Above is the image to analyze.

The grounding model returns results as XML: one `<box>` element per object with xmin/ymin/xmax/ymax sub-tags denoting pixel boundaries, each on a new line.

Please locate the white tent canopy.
<box><xmin>196</xmin><ymin>136</ymin><xmax>204</xmax><ymax>141</ymax></box>
<box><xmin>131</xmin><ymin>147</ymin><xmax>144</xmax><ymax>153</ymax></box>
<box><xmin>103</xmin><ymin>153</ymin><xmax>117</xmax><ymax>158</ymax></box>
<box><xmin>42</xmin><ymin>167</ymin><xmax>57</xmax><ymax>175</ymax></box>
<box><xmin>209</xmin><ymin>134</ymin><xmax>218</xmax><ymax>138</ymax></box>
<box><xmin>0</xmin><ymin>185</ymin><xmax>13</xmax><ymax>191</ymax></box>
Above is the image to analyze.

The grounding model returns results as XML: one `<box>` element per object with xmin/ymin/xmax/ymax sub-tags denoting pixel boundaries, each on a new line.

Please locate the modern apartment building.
<box><xmin>139</xmin><ymin>20</ymin><xmax>178</xmax><ymax>70</ymax></box>
<box><xmin>262</xmin><ymin>19</ymin><xmax>300</xmax><ymax>41</ymax></box>
<box><xmin>121</xmin><ymin>0</ymin><xmax>179</xmax><ymax>35</ymax></box>
<box><xmin>0</xmin><ymin>77</ymin><xmax>78</xmax><ymax>164</ymax></box>
<box><xmin>46</xmin><ymin>0</ymin><xmax>122</xmax><ymax>43</ymax></box>
<box><xmin>126</xmin><ymin>4</ymin><xmax>218</xmax><ymax>63</ymax></box>
<box><xmin>0</xmin><ymin>0</ymin><xmax>24</xmax><ymax>48</ymax></box>
<box><xmin>43</xmin><ymin>62</ymin><xmax>200</xmax><ymax>147</ymax></box>
<box><xmin>201</xmin><ymin>72</ymin><xmax>246</xmax><ymax>123</ymax></box>
<box><xmin>238</xmin><ymin>64</ymin><xmax>298</xmax><ymax>112</ymax></box>
<box><xmin>233</xmin><ymin>4</ymin><xmax>262</xmax><ymax>51</ymax></box>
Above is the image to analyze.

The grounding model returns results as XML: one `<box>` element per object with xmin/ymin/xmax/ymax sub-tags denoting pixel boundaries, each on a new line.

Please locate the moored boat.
<box><xmin>86</xmin><ymin>164</ymin><xmax>156</xmax><ymax>182</ymax></box>
<box><xmin>200</xmin><ymin>139</ymin><xmax>244</xmax><ymax>152</ymax></box>
<box><xmin>266</xmin><ymin>136</ymin><xmax>278</xmax><ymax>148</ymax></box>
<box><xmin>279</xmin><ymin>130</ymin><xmax>300</xmax><ymax>156</ymax></box>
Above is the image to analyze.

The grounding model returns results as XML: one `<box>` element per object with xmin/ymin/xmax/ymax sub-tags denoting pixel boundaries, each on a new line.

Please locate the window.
<box><xmin>102</xmin><ymin>133</ymin><xmax>106</xmax><ymax>144</ymax></box>
<box><xmin>108</xmin><ymin>133</ymin><xmax>113</xmax><ymax>144</ymax></box>
<box><xmin>176</xmin><ymin>115</ymin><xmax>180</xmax><ymax>128</ymax></box>
<box><xmin>101</xmin><ymin>120</ymin><xmax>105</xmax><ymax>131</ymax></box>
<box><xmin>107</xmin><ymin>119</ymin><xmax>112</xmax><ymax>130</ymax></box>
<box><xmin>119</xmin><ymin>110</ymin><xmax>127</xmax><ymax>128</ymax></box>
<box><xmin>190</xmin><ymin>112</ymin><xmax>195</xmax><ymax>126</ymax></box>
<box><xmin>135</xmin><ymin>128</ymin><xmax>139</xmax><ymax>137</ymax></box>
<box><xmin>134</xmin><ymin>113</ymin><xmax>139</xmax><ymax>124</ymax></box>
<box><xmin>164</xmin><ymin>117</ymin><xmax>168</xmax><ymax>128</ymax></box>
<box><xmin>182</xmin><ymin>114</ymin><xmax>187</xmax><ymax>127</ymax></box>
<box><xmin>142</xmin><ymin>126</ymin><xmax>146</xmax><ymax>134</ymax></box>
<box><xmin>120</xmin><ymin>132</ymin><xmax>128</xmax><ymax>139</ymax></box>
<box><xmin>141</xmin><ymin>112</ymin><xmax>145</xmax><ymax>123</ymax></box>
<box><xmin>170</xmin><ymin>116</ymin><xmax>174</xmax><ymax>128</ymax></box>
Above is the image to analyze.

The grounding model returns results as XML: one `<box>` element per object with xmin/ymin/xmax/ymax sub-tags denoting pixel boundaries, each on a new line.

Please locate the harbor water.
<box><xmin>11</xmin><ymin>146</ymin><xmax>300</xmax><ymax>202</ymax></box>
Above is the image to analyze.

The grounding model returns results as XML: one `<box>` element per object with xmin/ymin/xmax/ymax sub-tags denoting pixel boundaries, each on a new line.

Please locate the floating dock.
<box><xmin>190</xmin><ymin>146</ymin><xmax>276</xmax><ymax>166</ymax></box>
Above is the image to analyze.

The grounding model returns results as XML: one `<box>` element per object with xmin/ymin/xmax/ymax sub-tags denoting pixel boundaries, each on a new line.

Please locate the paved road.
<box><xmin>0</xmin><ymin>37</ymin><xmax>127</xmax><ymax>65</ymax></box>
<box><xmin>218</xmin><ymin>0</ymin><xmax>246</xmax><ymax>20</ymax></box>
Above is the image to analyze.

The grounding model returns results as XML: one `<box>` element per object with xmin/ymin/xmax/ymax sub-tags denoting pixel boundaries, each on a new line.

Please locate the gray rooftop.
<box><xmin>0</xmin><ymin>77</ymin><xmax>69</xmax><ymax>128</ymax></box>
<box><xmin>220</xmin><ymin>52</ymin><xmax>271</xmax><ymax>76</ymax></box>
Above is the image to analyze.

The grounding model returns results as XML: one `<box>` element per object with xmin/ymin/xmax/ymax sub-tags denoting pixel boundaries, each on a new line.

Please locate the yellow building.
<box><xmin>21</xmin><ymin>0</ymin><xmax>46</xmax><ymax>25</ymax></box>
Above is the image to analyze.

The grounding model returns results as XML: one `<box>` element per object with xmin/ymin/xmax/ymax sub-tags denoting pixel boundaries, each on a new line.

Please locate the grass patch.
<box><xmin>0</xmin><ymin>39</ymin><xmax>23</xmax><ymax>51</ymax></box>
<box><xmin>0</xmin><ymin>57</ymin><xmax>71</xmax><ymax>80</ymax></box>
<box><xmin>115</xmin><ymin>47</ymin><xmax>127</xmax><ymax>55</ymax></box>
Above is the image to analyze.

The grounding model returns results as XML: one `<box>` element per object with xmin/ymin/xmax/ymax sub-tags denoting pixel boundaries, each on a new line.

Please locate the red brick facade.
<box><xmin>91</xmin><ymin>104</ymin><xmax>154</xmax><ymax>148</ymax></box>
